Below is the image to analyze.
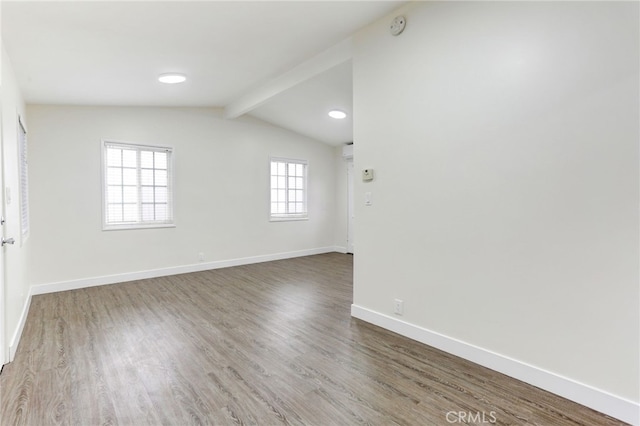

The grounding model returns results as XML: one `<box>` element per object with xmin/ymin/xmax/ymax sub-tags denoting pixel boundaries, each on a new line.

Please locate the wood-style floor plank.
<box><xmin>0</xmin><ymin>253</ymin><xmax>627</xmax><ymax>425</ymax></box>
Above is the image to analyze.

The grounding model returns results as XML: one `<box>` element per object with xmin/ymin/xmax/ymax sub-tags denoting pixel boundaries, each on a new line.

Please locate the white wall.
<box><xmin>333</xmin><ymin>144</ymin><xmax>349</xmax><ymax>253</ymax></box>
<box><xmin>26</xmin><ymin>105</ymin><xmax>338</xmax><ymax>287</ymax></box>
<box><xmin>352</xmin><ymin>0</ymin><xmax>638</xmax><ymax>420</ymax></box>
<box><xmin>1</xmin><ymin>44</ymin><xmax>29</xmax><ymax>359</ymax></box>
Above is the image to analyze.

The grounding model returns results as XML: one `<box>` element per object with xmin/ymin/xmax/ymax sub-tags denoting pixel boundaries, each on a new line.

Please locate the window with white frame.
<box><xmin>103</xmin><ymin>141</ymin><xmax>174</xmax><ymax>230</ymax></box>
<box><xmin>270</xmin><ymin>158</ymin><xmax>307</xmax><ymax>220</ymax></box>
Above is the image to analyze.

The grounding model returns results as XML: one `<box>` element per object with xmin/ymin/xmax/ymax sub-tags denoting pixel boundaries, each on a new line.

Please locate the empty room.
<box><xmin>0</xmin><ymin>1</ymin><xmax>638</xmax><ymax>425</ymax></box>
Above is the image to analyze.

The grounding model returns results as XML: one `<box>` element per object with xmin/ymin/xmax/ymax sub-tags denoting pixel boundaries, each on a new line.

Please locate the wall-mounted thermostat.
<box><xmin>362</xmin><ymin>169</ymin><xmax>374</xmax><ymax>182</ymax></box>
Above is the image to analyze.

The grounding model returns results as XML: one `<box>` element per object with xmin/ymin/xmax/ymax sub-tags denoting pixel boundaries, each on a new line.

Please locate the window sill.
<box><xmin>102</xmin><ymin>223</ymin><xmax>176</xmax><ymax>231</ymax></box>
<box><xmin>269</xmin><ymin>216</ymin><xmax>308</xmax><ymax>222</ymax></box>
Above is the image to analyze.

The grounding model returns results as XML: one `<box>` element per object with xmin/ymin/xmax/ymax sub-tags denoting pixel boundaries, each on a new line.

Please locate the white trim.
<box><xmin>350</xmin><ymin>304</ymin><xmax>639</xmax><ymax>426</ymax></box>
<box><xmin>333</xmin><ymin>245</ymin><xmax>348</xmax><ymax>254</ymax></box>
<box><xmin>103</xmin><ymin>223</ymin><xmax>176</xmax><ymax>231</ymax></box>
<box><xmin>30</xmin><ymin>247</ymin><xmax>336</xmax><ymax>296</ymax></box>
<box><xmin>269</xmin><ymin>216</ymin><xmax>308</xmax><ymax>222</ymax></box>
<box><xmin>9</xmin><ymin>291</ymin><xmax>32</xmax><ymax>362</ymax></box>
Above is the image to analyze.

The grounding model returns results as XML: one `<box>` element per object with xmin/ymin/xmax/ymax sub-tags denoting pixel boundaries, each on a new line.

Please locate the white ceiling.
<box><xmin>2</xmin><ymin>1</ymin><xmax>405</xmax><ymax>145</ymax></box>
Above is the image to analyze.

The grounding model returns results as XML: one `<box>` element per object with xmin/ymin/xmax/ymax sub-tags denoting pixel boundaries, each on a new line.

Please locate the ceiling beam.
<box><xmin>223</xmin><ymin>37</ymin><xmax>352</xmax><ymax>119</ymax></box>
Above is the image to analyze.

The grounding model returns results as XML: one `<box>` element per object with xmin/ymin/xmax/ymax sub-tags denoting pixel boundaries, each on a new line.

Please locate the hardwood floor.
<box><xmin>0</xmin><ymin>253</ymin><xmax>626</xmax><ymax>425</ymax></box>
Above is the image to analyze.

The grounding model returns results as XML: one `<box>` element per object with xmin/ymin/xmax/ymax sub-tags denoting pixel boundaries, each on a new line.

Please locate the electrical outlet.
<box><xmin>394</xmin><ymin>299</ymin><xmax>404</xmax><ymax>315</ymax></box>
<box><xmin>198</xmin><ymin>252</ymin><xmax>205</xmax><ymax>262</ymax></box>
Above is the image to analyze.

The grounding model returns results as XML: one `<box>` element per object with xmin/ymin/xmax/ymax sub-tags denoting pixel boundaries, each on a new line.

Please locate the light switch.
<box><xmin>365</xmin><ymin>192</ymin><xmax>372</xmax><ymax>206</ymax></box>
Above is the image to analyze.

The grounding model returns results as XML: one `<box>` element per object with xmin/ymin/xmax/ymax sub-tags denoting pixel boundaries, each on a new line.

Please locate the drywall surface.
<box><xmin>26</xmin><ymin>105</ymin><xmax>337</xmax><ymax>286</ymax></box>
<box><xmin>333</xmin><ymin>145</ymin><xmax>349</xmax><ymax>252</ymax></box>
<box><xmin>352</xmin><ymin>0</ymin><xmax>638</xmax><ymax>404</ymax></box>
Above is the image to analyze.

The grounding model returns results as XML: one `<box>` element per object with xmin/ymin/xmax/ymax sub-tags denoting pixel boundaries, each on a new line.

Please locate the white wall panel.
<box><xmin>26</xmin><ymin>106</ymin><xmax>338</xmax><ymax>287</ymax></box>
<box><xmin>353</xmin><ymin>0</ymin><xmax>638</xmax><ymax>409</ymax></box>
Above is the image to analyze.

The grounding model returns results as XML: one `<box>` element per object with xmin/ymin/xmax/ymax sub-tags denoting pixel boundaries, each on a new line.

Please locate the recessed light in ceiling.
<box><xmin>158</xmin><ymin>73</ymin><xmax>187</xmax><ymax>84</ymax></box>
<box><xmin>328</xmin><ymin>110</ymin><xmax>347</xmax><ymax>119</ymax></box>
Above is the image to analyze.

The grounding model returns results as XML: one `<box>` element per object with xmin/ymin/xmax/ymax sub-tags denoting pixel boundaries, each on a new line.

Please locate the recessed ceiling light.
<box><xmin>328</xmin><ymin>110</ymin><xmax>347</xmax><ymax>119</ymax></box>
<box><xmin>158</xmin><ymin>73</ymin><xmax>187</xmax><ymax>84</ymax></box>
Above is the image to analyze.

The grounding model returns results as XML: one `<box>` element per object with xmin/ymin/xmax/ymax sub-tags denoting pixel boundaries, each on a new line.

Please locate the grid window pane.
<box><xmin>122</xmin><ymin>150</ymin><xmax>137</xmax><ymax>168</ymax></box>
<box><xmin>269</xmin><ymin>159</ymin><xmax>307</xmax><ymax>218</ymax></box>
<box><xmin>123</xmin><ymin>204</ymin><xmax>138</xmax><ymax>221</ymax></box>
<box><xmin>104</xmin><ymin>142</ymin><xmax>173</xmax><ymax>228</ymax></box>
<box><xmin>155</xmin><ymin>187</ymin><xmax>168</xmax><ymax>203</ymax></box>
<box><xmin>107</xmin><ymin>186</ymin><xmax>122</xmax><ymax>203</ymax></box>
<box><xmin>123</xmin><ymin>186</ymin><xmax>137</xmax><ymax>203</ymax></box>
<box><xmin>155</xmin><ymin>204</ymin><xmax>168</xmax><ymax>221</ymax></box>
<box><xmin>107</xmin><ymin>168</ymin><xmax>122</xmax><ymax>185</ymax></box>
<box><xmin>142</xmin><ymin>204</ymin><xmax>154</xmax><ymax>221</ymax></box>
<box><xmin>108</xmin><ymin>204</ymin><xmax>123</xmax><ymax>222</ymax></box>
<box><xmin>141</xmin><ymin>187</ymin><xmax>154</xmax><ymax>203</ymax></box>
<box><xmin>155</xmin><ymin>170</ymin><xmax>167</xmax><ymax>186</ymax></box>
<box><xmin>123</xmin><ymin>168</ymin><xmax>137</xmax><ymax>185</ymax></box>
<box><xmin>155</xmin><ymin>152</ymin><xmax>167</xmax><ymax>169</ymax></box>
<box><xmin>107</xmin><ymin>149</ymin><xmax>122</xmax><ymax>167</ymax></box>
<box><xmin>141</xmin><ymin>169</ymin><xmax>154</xmax><ymax>185</ymax></box>
<box><xmin>141</xmin><ymin>151</ymin><xmax>154</xmax><ymax>169</ymax></box>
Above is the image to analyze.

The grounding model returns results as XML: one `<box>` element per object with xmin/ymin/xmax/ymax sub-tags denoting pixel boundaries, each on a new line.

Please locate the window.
<box><xmin>18</xmin><ymin>116</ymin><xmax>29</xmax><ymax>239</ymax></box>
<box><xmin>102</xmin><ymin>141</ymin><xmax>174</xmax><ymax>230</ymax></box>
<box><xmin>270</xmin><ymin>158</ymin><xmax>307</xmax><ymax>220</ymax></box>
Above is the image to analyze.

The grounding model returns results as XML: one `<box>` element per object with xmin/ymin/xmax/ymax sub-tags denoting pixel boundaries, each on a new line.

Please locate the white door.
<box><xmin>0</xmin><ymin>90</ymin><xmax>5</xmax><ymax>367</ymax></box>
<box><xmin>0</xmin><ymin>213</ymin><xmax>5</xmax><ymax>367</ymax></box>
<box><xmin>347</xmin><ymin>159</ymin><xmax>354</xmax><ymax>254</ymax></box>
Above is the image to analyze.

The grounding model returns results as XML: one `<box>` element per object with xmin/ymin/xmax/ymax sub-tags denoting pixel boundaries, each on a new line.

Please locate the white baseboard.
<box><xmin>30</xmin><ymin>247</ymin><xmax>337</xmax><ymax>296</ymax></box>
<box><xmin>9</xmin><ymin>291</ymin><xmax>32</xmax><ymax>362</ymax></box>
<box><xmin>351</xmin><ymin>304</ymin><xmax>639</xmax><ymax>426</ymax></box>
<box><xmin>333</xmin><ymin>245</ymin><xmax>348</xmax><ymax>254</ymax></box>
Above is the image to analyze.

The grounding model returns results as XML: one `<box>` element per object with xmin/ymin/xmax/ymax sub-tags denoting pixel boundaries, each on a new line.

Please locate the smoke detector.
<box><xmin>390</xmin><ymin>16</ymin><xmax>406</xmax><ymax>36</ymax></box>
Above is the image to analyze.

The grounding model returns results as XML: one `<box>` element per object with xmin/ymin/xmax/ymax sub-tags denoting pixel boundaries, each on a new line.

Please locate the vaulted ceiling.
<box><xmin>2</xmin><ymin>1</ymin><xmax>406</xmax><ymax>145</ymax></box>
